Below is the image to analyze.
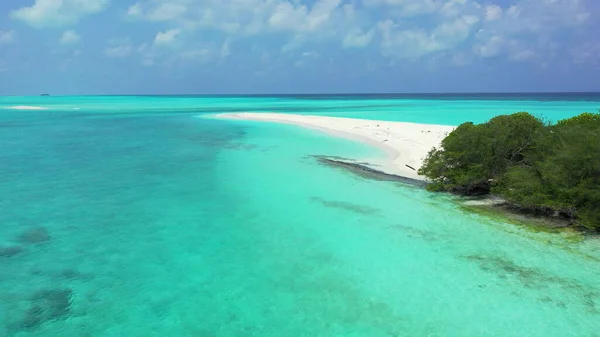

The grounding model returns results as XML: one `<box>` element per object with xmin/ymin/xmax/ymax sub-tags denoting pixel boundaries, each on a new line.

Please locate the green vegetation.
<box><xmin>419</xmin><ymin>112</ymin><xmax>600</xmax><ymax>231</ymax></box>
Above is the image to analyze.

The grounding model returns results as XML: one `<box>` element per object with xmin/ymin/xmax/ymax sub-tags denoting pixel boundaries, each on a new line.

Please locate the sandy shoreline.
<box><xmin>216</xmin><ymin>112</ymin><xmax>455</xmax><ymax>180</ymax></box>
<box><xmin>3</xmin><ymin>105</ymin><xmax>49</xmax><ymax>110</ymax></box>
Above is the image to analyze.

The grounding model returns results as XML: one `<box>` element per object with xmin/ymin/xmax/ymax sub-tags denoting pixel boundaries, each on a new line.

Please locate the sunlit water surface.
<box><xmin>1</xmin><ymin>94</ymin><xmax>599</xmax><ymax>336</ymax></box>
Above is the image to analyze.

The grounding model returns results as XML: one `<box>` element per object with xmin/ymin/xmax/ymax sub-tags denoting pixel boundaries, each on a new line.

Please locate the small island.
<box><xmin>419</xmin><ymin>111</ymin><xmax>600</xmax><ymax>231</ymax></box>
<box><xmin>216</xmin><ymin>111</ymin><xmax>600</xmax><ymax>233</ymax></box>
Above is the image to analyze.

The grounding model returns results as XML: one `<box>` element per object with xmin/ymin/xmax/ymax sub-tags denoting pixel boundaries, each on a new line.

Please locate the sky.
<box><xmin>0</xmin><ymin>0</ymin><xmax>599</xmax><ymax>95</ymax></box>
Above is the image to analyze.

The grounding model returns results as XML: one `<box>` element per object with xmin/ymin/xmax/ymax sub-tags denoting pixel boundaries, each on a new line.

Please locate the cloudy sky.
<box><xmin>0</xmin><ymin>0</ymin><xmax>598</xmax><ymax>95</ymax></box>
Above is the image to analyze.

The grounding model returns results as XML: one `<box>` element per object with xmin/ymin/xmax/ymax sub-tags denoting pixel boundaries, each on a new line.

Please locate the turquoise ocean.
<box><xmin>1</xmin><ymin>94</ymin><xmax>600</xmax><ymax>336</ymax></box>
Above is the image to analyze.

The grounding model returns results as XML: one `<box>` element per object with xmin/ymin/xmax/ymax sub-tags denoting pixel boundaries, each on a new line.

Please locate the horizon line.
<box><xmin>2</xmin><ymin>91</ymin><xmax>600</xmax><ymax>97</ymax></box>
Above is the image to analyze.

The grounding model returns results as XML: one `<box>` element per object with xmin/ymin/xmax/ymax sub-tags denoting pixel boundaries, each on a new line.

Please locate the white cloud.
<box><xmin>343</xmin><ymin>28</ymin><xmax>375</xmax><ymax>48</ymax></box>
<box><xmin>11</xmin><ymin>0</ymin><xmax>109</xmax><ymax>28</ymax></box>
<box><xmin>433</xmin><ymin>15</ymin><xmax>480</xmax><ymax>44</ymax></box>
<box><xmin>363</xmin><ymin>0</ymin><xmax>441</xmax><ymax>17</ymax></box>
<box><xmin>142</xmin><ymin>58</ymin><xmax>155</xmax><ymax>66</ymax></box>
<box><xmin>268</xmin><ymin>0</ymin><xmax>342</xmax><ymax>33</ymax></box>
<box><xmin>509</xmin><ymin>49</ymin><xmax>535</xmax><ymax>61</ymax></box>
<box><xmin>379</xmin><ymin>14</ymin><xmax>480</xmax><ymax>59</ymax></box>
<box><xmin>149</xmin><ymin>3</ymin><xmax>187</xmax><ymax>21</ymax></box>
<box><xmin>154</xmin><ymin>28</ymin><xmax>181</xmax><ymax>46</ymax></box>
<box><xmin>294</xmin><ymin>50</ymin><xmax>320</xmax><ymax>67</ymax></box>
<box><xmin>132</xmin><ymin>28</ymin><xmax>230</xmax><ymax>66</ymax></box>
<box><xmin>473</xmin><ymin>33</ymin><xmax>504</xmax><ymax>58</ymax></box>
<box><xmin>363</xmin><ymin>0</ymin><xmax>479</xmax><ymax>18</ymax></box>
<box><xmin>125</xmin><ymin>0</ymin><xmax>363</xmax><ymax>49</ymax></box>
<box><xmin>129</xmin><ymin>2</ymin><xmax>187</xmax><ymax>21</ymax></box>
<box><xmin>121</xmin><ymin>0</ymin><xmax>596</xmax><ymax>65</ymax></box>
<box><xmin>105</xmin><ymin>45</ymin><xmax>132</xmax><ymax>58</ymax></box>
<box><xmin>105</xmin><ymin>38</ymin><xmax>133</xmax><ymax>58</ymax></box>
<box><xmin>482</xmin><ymin>0</ymin><xmax>590</xmax><ymax>35</ymax></box>
<box><xmin>221</xmin><ymin>39</ymin><xmax>231</xmax><ymax>57</ymax></box>
<box><xmin>0</xmin><ymin>30</ymin><xmax>15</xmax><ymax>44</ymax></box>
<box><xmin>470</xmin><ymin>0</ymin><xmax>592</xmax><ymax>63</ymax></box>
<box><xmin>366</xmin><ymin>0</ymin><xmax>595</xmax><ymax>63</ymax></box>
<box><xmin>59</xmin><ymin>30</ymin><xmax>81</xmax><ymax>45</ymax></box>
<box><xmin>439</xmin><ymin>0</ymin><xmax>481</xmax><ymax>18</ymax></box>
<box><xmin>151</xmin><ymin>41</ymin><xmax>227</xmax><ymax>65</ymax></box>
<box><xmin>379</xmin><ymin>25</ymin><xmax>437</xmax><ymax>59</ymax></box>
<box><xmin>127</xmin><ymin>2</ymin><xmax>142</xmax><ymax>16</ymax></box>
<box><xmin>179</xmin><ymin>48</ymin><xmax>214</xmax><ymax>61</ymax></box>
<box><xmin>137</xmin><ymin>43</ymin><xmax>156</xmax><ymax>65</ymax></box>
<box><xmin>484</xmin><ymin>4</ymin><xmax>502</xmax><ymax>21</ymax></box>
<box><xmin>473</xmin><ymin>31</ymin><xmax>538</xmax><ymax>62</ymax></box>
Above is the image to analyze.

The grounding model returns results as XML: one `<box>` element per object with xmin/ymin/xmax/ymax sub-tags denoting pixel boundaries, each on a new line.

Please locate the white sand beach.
<box><xmin>4</xmin><ymin>105</ymin><xmax>48</xmax><ymax>110</ymax></box>
<box><xmin>217</xmin><ymin>113</ymin><xmax>455</xmax><ymax>180</ymax></box>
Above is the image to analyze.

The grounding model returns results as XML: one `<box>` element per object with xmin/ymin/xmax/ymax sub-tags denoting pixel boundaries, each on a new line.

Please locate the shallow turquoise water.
<box><xmin>1</xmin><ymin>95</ymin><xmax>600</xmax><ymax>336</ymax></box>
<box><xmin>2</xmin><ymin>94</ymin><xmax>599</xmax><ymax>124</ymax></box>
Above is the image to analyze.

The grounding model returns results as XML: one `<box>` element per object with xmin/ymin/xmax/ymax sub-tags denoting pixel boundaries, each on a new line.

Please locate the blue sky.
<box><xmin>0</xmin><ymin>0</ymin><xmax>598</xmax><ymax>95</ymax></box>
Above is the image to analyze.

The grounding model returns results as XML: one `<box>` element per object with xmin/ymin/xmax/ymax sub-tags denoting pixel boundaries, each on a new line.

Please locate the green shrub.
<box><xmin>420</xmin><ymin>112</ymin><xmax>600</xmax><ymax>230</ymax></box>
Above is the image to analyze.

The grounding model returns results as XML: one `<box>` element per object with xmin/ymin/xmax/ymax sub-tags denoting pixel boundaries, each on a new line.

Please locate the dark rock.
<box><xmin>313</xmin><ymin>155</ymin><xmax>428</xmax><ymax>188</ymax></box>
<box><xmin>17</xmin><ymin>227</ymin><xmax>51</xmax><ymax>245</ymax></box>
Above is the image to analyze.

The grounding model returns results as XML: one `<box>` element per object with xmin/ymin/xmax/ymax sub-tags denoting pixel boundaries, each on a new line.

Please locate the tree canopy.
<box><xmin>419</xmin><ymin>112</ymin><xmax>600</xmax><ymax>230</ymax></box>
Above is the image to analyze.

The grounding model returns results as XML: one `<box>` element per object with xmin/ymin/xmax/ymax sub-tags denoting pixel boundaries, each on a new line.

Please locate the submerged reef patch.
<box><xmin>0</xmin><ymin>246</ymin><xmax>25</xmax><ymax>258</ymax></box>
<box><xmin>15</xmin><ymin>288</ymin><xmax>73</xmax><ymax>330</ymax></box>
<box><xmin>464</xmin><ymin>254</ymin><xmax>600</xmax><ymax>312</ymax></box>
<box><xmin>17</xmin><ymin>227</ymin><xmax>51</xmax><ymax>245</ymax></box>
<box><xmin>311</xmin><ymin>197</ymin><xmax>381</xmax><ymax>215</ymax></box>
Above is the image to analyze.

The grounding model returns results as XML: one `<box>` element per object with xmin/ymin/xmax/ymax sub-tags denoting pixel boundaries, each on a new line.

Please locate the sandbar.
<box><xmin>4</xmin><ymin>105</ymin><xmax>48</xmax><ymax>110</ymax></box>
<box><xmin>217</xmin><ymin>113</ymin><xmax>455</xmax><ymax>181</ymax></box>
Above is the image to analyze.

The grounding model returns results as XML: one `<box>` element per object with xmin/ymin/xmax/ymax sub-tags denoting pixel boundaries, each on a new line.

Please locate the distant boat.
<box><xmin>40</xmin><ymin>93</ymin><xmax>50</xmax><ymax>96</ymax></box>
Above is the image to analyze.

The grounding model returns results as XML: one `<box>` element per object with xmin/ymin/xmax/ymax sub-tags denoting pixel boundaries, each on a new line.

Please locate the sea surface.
<box><xmin>1</xmin><ymin>94</ymin><xmax>600</xmax><ymax>336</ymax></box>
